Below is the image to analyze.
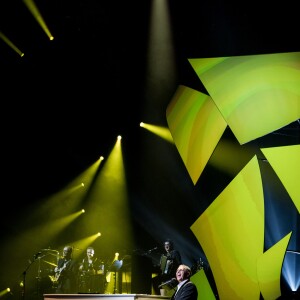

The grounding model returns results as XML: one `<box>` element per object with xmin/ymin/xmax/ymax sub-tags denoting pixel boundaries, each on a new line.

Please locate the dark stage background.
<box><xmin>0</xmin><ymin>0</ymin><xmax>299</xmax><ymax>299</ymax></box>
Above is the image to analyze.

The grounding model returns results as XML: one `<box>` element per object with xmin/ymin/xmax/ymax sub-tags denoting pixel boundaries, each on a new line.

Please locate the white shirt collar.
<box><xmin>177</xmin><ymin>279</ymin><xmax>189</xmax><ymax>290</ymax></box>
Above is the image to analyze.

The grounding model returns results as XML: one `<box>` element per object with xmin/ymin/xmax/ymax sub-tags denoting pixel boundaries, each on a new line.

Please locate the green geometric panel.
<box><xmin>191</xmin><ymin>156</ymin><xmax>264</xmax><ymax>299</ymax></box>
<box><xmin>166</xmin><ymin>85</ymin><xmax>227</xmax><ymax>184</ymax></box>
<box><xmin>191</xmin><ymin>269</ymin><xmax>216</xmax><ymax>300</ymax></box>
<box><xmin>261</xmin><ymin>145</ymin><xmax>300</xmax><ymax>213</ymax></box>
<box><xmin>257</xmin><ymin>232</ymin><xmax>292</xmax><ymax>300</ymax></box>
<box><xmin>189</xmin><ymin>52</ymin><xmax>300</xmax><ymax>144</ymax></box>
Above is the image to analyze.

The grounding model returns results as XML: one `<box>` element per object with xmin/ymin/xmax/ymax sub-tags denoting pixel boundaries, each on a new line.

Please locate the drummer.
<box><xmin>79</xmin><ymin>247</ymin><xmax>97</xmax><ymax>276</ymax></box>
<box><xmin>78</xmin><ymin>246</ymin><xmax>106</xmax><ymax>293</ymax></box>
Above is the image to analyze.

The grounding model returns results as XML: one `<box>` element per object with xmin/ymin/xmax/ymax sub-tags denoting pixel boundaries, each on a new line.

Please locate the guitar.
<box><xmin>54</xmin><ymin>260</ymin><xmax>70</xmax><ymax>283</ymax></box>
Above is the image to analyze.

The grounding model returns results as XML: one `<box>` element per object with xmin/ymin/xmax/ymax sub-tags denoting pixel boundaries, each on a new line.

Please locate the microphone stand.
<box><xmin>21</xmin><ymin>259</ymin><xmax>35</xmax><ymax>300</ymax></box>
<box><xmin>36</xmin><ymin>256</ymin><xmax>46</xmax><ymax>300</ymax></box>
<box><xmin>21</xmin><ymin>253</ymin><xmax>46</xmax><ymax>300</ymax></box>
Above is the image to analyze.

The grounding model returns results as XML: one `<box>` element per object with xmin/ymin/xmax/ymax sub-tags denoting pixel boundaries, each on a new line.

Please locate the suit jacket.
<box><xmin>171</xmin><ymin>280</ymin><xmax>198</xmax><ymax>300</ymax></box>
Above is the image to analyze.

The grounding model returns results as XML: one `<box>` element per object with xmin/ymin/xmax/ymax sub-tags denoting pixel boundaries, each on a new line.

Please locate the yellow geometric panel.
<box><xmin>261</xmin><ymin>145</ymin><xmax>300</xmax><ymax>213</ymax></box>
<box><xmin>189</xmin><ymin>52</ymin><xmax>300</xmax><ymax>144</ymax></box>
<box><xmin>191</xmin><ymin>269</ymin><xmax>216</xmax><ymax>300</ymax></box>
<box><xmin>166</xmin><ymin>85</ymin><xmax>227</xmax><ymax>184</ymax></box>
<box><xmin>257</xmin><ymin>232</ymin><xmax>292</xmax><ymax>300</ymax></box>
<box><xmin>191</xmin><ymin>156</ymin><xmax>264</xmax><ymax>299</ymax></box>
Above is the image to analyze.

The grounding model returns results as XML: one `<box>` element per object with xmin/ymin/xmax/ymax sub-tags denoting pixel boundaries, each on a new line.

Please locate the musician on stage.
<box><xmin>170</xmin><ymin>264</ymin><xmax>198</xmax><ymax>300</ymax></box>
<box><xmin>53</xmin><ymin>245</ymin><xmax>78</xmax><ymax>293</ymax></box>
<box><xmin>152</xmin><ymin>239</ymin><xmax>182</xmax><ymax>295</ymax></box>
<box><xmin>78</xmin><ymin>246</ymin><xmax>105</xmax><ymax>293</ymax></box>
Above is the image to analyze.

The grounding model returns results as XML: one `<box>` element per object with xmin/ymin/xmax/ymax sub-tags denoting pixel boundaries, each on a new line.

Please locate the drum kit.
<box><xmin>35</xmin><ymin>249</ymin><xmax>60</xmax><ymax>294</ymax></box>
<box><xmin>78</xmin><ymin>262</ymin><xmax>107</xmax><ymax>293</ymax></box>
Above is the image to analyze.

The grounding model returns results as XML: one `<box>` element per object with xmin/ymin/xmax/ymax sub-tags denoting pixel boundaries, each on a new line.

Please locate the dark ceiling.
<box><xmin>0</xmin><ymin>0</ymin><xmax>299</xmax><ymax>297</ymax></box>
<box><xmin>1</xmin><ymin>0</ymin><xmax>298</xmax><ymax>196</ymax></box>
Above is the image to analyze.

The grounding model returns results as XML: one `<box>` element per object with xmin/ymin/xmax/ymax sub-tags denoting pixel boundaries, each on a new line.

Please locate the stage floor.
<box><xmin>44</xmin><ymin>294</ymin><xmax>170</xmax><ymax>300</ymax></box>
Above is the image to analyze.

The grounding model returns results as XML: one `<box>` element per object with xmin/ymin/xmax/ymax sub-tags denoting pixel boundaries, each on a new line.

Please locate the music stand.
<box><xmin>109</xmin><ymin>260</ymin><xmax>123</xmax><ymax>294</ymax></box>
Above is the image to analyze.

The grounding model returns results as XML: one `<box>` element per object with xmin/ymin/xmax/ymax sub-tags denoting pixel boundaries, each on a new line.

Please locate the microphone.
<box><xmin>34</xmin><ymin>252</ymin><xmax>42</xmax><ymax>259</ymax></box>
<box><xmin>148</xmin><ymin>247</ymin><xmax>158</xmax><ymax>253</ymax></box>
<box><xmin>158</xmin><ymin>278</ymin><xmax>178</xmax><ymax>288</ymax></box>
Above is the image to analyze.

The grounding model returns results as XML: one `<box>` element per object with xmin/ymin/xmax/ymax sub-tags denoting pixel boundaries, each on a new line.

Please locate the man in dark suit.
<box><xmin>171</xmin><ymin>264</ymin><xmax>198</xmax><ymax>300</ymax></box>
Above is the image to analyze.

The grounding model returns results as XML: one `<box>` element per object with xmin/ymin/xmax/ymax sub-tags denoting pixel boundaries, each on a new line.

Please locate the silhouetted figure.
<box><xmin>152</xmin><ymin>239</ymin><xmax>182</xmax><ymax>295</ymax></box>
<box><xmin>53</xmin><ymin>246</ymin><xmax>78</xmax><ymax>293</ymax></box>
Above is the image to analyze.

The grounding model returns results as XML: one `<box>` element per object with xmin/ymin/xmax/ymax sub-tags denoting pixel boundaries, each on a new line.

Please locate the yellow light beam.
<box><xmin>140</xmin><ymin>122</ymin><xmax>174</xmax><ymax>143</ymax></box>
<box><xmin>0</xmin><ymin>288</ymin><xmax>11</xmax><ymax>297</ymax></box>
<box><xmin>0</xmin><ymin>31</ymin><xmax>24</xmax><ymax>57</ymax></box>
<box><xmin>23</xmin><ymin>0</ymin><xmax>54</xmax><ymax>40</ymax></box>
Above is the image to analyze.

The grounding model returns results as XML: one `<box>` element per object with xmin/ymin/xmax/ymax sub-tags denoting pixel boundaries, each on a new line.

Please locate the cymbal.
<box><xmin>47</xmin><ymin>252</ymin><xmax>59</xmax><ymax>257</ymax></box>
<box><xmin>42</xmin><ymin>249</ymin><xmax>59</xmax><ymax>253</ymax></box>
<box><xmin>42</xmin><ymin>260</ymin><xmax>57</xmax><ymax>267</ymax></box>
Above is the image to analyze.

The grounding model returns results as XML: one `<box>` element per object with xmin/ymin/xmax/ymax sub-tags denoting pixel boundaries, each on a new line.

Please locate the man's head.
<box><xmin>87</xmin><ymin>247</ymin><xmax>95</xmax><ymax>257</ymax></box>
<box><xmin>63</xmin><ymin>245</ymin><xmax>73</xmax><ymax>258</ymax></box>
<box><xmin>164</xmin><ymin>239</ymin><xmax>174</xmax><ymax>252</ymax></box>
<box><xmin>175</xmin><ymin>264</ymin><xmax>192</xmax><ymax>282</ymax></box>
